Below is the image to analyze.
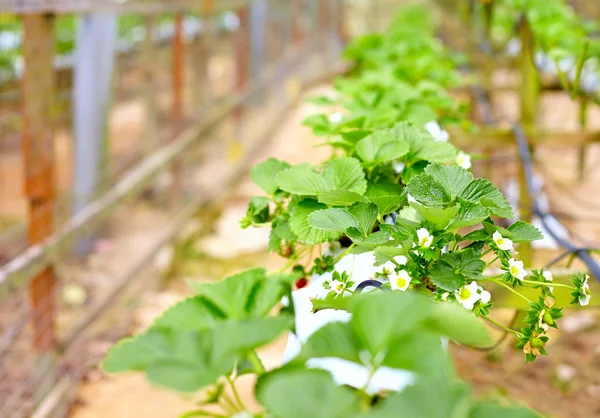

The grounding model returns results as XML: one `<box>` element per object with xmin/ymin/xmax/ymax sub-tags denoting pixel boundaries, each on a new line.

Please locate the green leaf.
<box><xmin>187</xmin><ymin>268</ymin><xmax>267</xmax><ymax>319</ymax></box>
<box><xmin>430</xmin><ymin>248</ymin><xmax>486</xmax><ymax>291</ymax></box>
<box><xmin>381</xmin><ymin>332</ymin><xmax>449</xmax><ymax>377</ymax></box>
<box><xmin>412</xmin><ymin>203</ymin><xmax>459</xmax><ymax>229</ymax></box>
<box><xmin>355</xmin><ymin>130</ymin><xmax>409</xmax><ymax>162</ymax></box>
<box><xmin>251</xmin><ymin>158</ymin><xmax>291</xmax><ymax>195</ymax></box>
<box><xmin>276</xmin><ymin>165</ymin><xmax>329</xmax><ymax>196</ymax></box>
<box><xmin>289</xmin><ymin>200</ymin><xmax>340</xmax><ymax>244</ymax></box>
<box><xmin>246</xmin><ymin>196</ymin><xmax>271</xmax><ymax>224</ymax></box>
<box><xmin>462</xmin><ymin>229</ymin><xmax>488</xmax><ymax>242</ymax></box>
<box><xmin>394</xmin><ymin>122</ymin><xmax>457</xmax><ymax>163</ymax></box>
<box><xmin>256</xmin><ymin>368</ymin><xmax>361</xmax><ymax>418</ymax></box>
<box><xmin>460</xmin><ymin>178</ymin><xmax>514</xmax><ymax>218</ymax></box>
<box><xmin>507</xmin><ymin>221</ymin><xmax>544</xmax><ymax>242</ymax></box>
<box><xmin>150</xmin><ymin>296</ymin><xmax>226</xmax><ymax>331</ymax></box>
<box><xmin>339</xmin><ymin>130</ymin><xmax>371</xmax><ymax>144</ymax></box>
<box><xmin>469</xmin><ymin>401</ymin><xmax>541</xmax><ymax>418</ymax></box>
<box><xmin>308</xmin><ymin>208</ymin><xmax>357</xmax><ymax>232</ymax></box>
<box><xmin>211</xmin><ymin>316</ymin><xmax>294</xmax><ymax>361</ymax></box>
<box><xmin>105</xmin><ymin>317</ymin><xmax>292</xmax><ymax>393</ymax></box>
<box><xmin>401</xmin><ymin>101</ymin><xmax>438</xmax><ymax>125</ymax></box>
<box><xmin>318</xmin><ymin>190</ymin><xmax>368</xmax><ymax>206</ymax></box>
<box><xmin>302</xmin><ymin>114</ymin><xmax>332</xmax><ymax>136</ymax></box>
<box><xmin>104</xmin><ymin>330</ymin><xmax>229</xmax><ymax>392</ymax></box>
<box><xmin>348</xmin><ymin>202</ymin><xmax>378</xmax><ymax>236</ymax></box>
<box><xmin>424</xmin><ymin>302</ymin><xmax>492</xmax><ymax>347</ymax></box>
<box><xmin>365</xmin><ymin>181</ymin><xmax>405</xmax><ymax>215</ymax></box>
<box><xmin>425</xmin><ymin>163</ymin><xmax>473</xmax><ymax>198</ymax></box>
<box><xmin>374</xmin><ymin>245</ymin><xmax>409</xmax><ymax>265</ymax></box>
<box><xmin>372</xmin><ymin>379</ymin><xmax>471</xmax><ymax>418</ymax></box>
<box><xmin>322</xmin><ymin>157</ymin><xmax>368</xmax><ymax>194</ymax></box>
<box><xmin>446</xmin><ymin>200</ymin><xmax>490</xmax><ymax>230</ymax></box>
<box><xmin>407</xmin><ymin>174</ymin><xmax>453</xmax><ymax>206</ymax></box>
<box><xmin>346</xmin><ymin>229</ymin><xmax>391</xmax><ymax>246</ymax></box>
<box><xmin>187</xmin><ymin>268</ymin><xmax>289</xmax><ymax>320</ymax></box>
<box><xmin>395</xmin><ymin>206</ymin><xmax>424</xmax><ymax>226</ymax></box>
<box><xmin>294</xmin><ymin>322</ymin><xmax>362</xmax><ymax>364</ymax></box>
<box><xmin>352</xmin><ymin>292</ymin><xmax>430</xmax><ymax>356</ymax></box>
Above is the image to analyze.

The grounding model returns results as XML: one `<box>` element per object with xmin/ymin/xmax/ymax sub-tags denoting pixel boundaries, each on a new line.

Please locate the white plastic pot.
<box><xmin>281</xmin><ymin>251</ymin><xmax>416</xmax><ymax>395</ymax></box>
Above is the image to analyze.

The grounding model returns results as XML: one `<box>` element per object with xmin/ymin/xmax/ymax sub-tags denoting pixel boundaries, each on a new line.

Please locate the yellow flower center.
<box><xmin>458</xmin><ymin>287</ymin><xmax>471</xmax><ymax>301</ymax></box>
<box><xmin>395</xmin><ymin>277</ymin><xmax>408</xmax><ymax>289</ymax></box>
<box><xmin>335</xmin><ymin>283</ymin><xmax>344</xmax><ymax>292</ymax></box>
<box><xmin>510</xmin><ymin>265</ymin><xmax>519</xmax><ymax>276</ymax></box>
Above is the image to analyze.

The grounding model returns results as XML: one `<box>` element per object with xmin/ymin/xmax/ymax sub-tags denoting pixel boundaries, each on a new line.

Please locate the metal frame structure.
<box><xmin>0</xmin><ymin>1</ymin><xmax>347</xmax><ymax>416</ymax></box>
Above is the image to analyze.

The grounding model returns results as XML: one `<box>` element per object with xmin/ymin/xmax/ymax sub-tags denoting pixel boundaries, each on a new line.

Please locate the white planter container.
<box><xmin>282</xmin><ymin>251</ymin><xmax>416</xmax><ymax>395</ymax></box>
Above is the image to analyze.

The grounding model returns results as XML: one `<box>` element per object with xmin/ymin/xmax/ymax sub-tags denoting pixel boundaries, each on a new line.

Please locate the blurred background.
<box><xmin>1</xmin><ymin>1</ymin><xmax>600</xmax><ymax>417</ymax></box>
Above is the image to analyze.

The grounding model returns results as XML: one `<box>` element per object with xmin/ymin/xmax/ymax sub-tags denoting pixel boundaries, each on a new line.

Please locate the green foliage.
<box><xmin>103</xmin><ymin>4</ymin><xmax>587</xmax><ymax>417</ymax></box>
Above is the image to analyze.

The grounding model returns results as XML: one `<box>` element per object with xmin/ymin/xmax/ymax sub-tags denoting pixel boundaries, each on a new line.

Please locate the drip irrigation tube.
<box><xmin>513</xmin><ymin>123</ymin><xmax>600</xmax><ymax>282</ymax></box>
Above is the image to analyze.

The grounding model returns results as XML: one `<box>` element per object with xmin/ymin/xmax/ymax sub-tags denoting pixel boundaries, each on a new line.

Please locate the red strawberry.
<box><xmin>295</xmin><ymin>277</ymin><xmax>308</xmax><ymax>289</ymax></box>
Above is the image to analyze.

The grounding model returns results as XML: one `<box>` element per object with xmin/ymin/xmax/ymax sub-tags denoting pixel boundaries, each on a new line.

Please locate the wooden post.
<box><xmin>577</xmin><ymin>97</ymin><xmax>588</xmax><ymax>179</ymax></box>
<box><xmin>171</xmin><ymin>12</ymin><xmax>185</xmax><ymax>206</ymax></box>
<box><xmin>292</xmin><ymin>0</ymin><xmax>303</xmax><ymax>45</ymax></box>
<box><xmin>318</xmin><ymin>0</ymin><xmax>331</xmax><ymax>62</ymax></box>
<box><xmin>233</xmin><ymin>6</ymin><xmax>250</xmax><ymax>144</ymax></box>
<box><xmin>21</xmin><ymin>12</ymin><xmax>58</xmax><ymax>405</ymax></box>
<box><xmin>202</xmin><ymin>0</ymin><xmax>215</xmax><ymax>108</ymax></box>
<box><xmin>142</xmin><ymin>16</ymin><xmax>158</xmax><ymax>156</ymax></box>
<box><xmin>517</xmin><ymin>15</ymin><xmax>538</xmax><ymax>268</ymax></box>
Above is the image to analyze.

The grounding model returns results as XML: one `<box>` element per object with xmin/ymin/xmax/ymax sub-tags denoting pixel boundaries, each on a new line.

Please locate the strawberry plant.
<box><xmin>105</xmin><ymin>5</ymin><xmax>591</xmax><ymax>417</ymax></box>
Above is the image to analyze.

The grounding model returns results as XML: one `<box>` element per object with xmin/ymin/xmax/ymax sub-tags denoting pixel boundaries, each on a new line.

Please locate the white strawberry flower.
<box><xmin>508</xmin><ymin>258</ymin><xmax>527</xmax><ymax>281</ymax></box>
<box><xmin>377</xmin><ymin>261</ymin><xmax>396</xmax><ymax>277</ymax></box>
<box><xmin>390</xmin><ymin>269</ymin><xmax>412</xmax><ymax>291</ymax></box>
<box><xmin>417</xmin><ymin>228</ymin><xmax>433</xmax><ymax>249</ymax></box>
<box><xmin>493</xmin><ymin>231</ymin><xmax>514</xmax><ymax>252</ymax></box>
<box><xmin>455</xmin><ymin>281</ymin><xmax>481</xmax><ymax>310</ymax></box>
<box><xmin>478</xmin><ymin>289</ymin><xmax>491</xmax><ymax>304</ymax></box>
<box><xmin>392</xmin><ymin>160</ymin><xmax>405</xmax><ymax>174</ymax></box>
<box><xmin>579</xmin><ymin>274</ymin><xmax>591</xmax><ymax>307</ymax></box>
<box><xmin>329</xmin><ymin>112</ymin><xmax>343</xmax><ymax>123</ymax></box>
<box><xmin>579</xmin><ymin>291</ymin><xmax>591</xmax><ymax>307</ymax></box>
<box><xmin>456</xmin><ymin>151</ymin><xmax>472</xmax><ymax>169</ymax></box>
<box><xmin>441</xmin><ymin>292</ymin><xmax>450</xmax><ymax>301</ymax></box>
<box><xmin>425</xmin><ymin>120</ymin><xmax>450</xmax><ymax>142</ymax></box>
<box><xmin>328</xmin><ymin>279</ymin><xmax>346</xmax><ymax>295</ymax></box>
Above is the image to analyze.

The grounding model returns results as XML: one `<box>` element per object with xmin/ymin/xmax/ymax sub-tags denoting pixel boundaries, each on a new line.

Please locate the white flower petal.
<box><xmin>456</xmin><ymin>151</ymin><xmax>472</xmax><ymax>169</ymax></box>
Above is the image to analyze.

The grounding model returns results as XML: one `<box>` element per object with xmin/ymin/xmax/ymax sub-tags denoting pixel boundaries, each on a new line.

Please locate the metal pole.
<box><xmin>21</xmin><ymin>12</ymin><xmax>57</xmax><ymax>406</ymax></box>
<box><xmin>72</xmin><ymin>14</ymin><xmax>117</xmax><ymax>255</ymax></box>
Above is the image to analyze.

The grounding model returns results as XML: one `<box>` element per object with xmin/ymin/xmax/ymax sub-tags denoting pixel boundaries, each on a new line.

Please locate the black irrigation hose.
<box><xmin>513</xmin><ymin>123</ymin><xmax>600</xmax><ymax>282</ymax></box>
<box><xmin>355</xmin><ymin>279</ymin><xmax>388</xmax><ymax>293</ymax></box>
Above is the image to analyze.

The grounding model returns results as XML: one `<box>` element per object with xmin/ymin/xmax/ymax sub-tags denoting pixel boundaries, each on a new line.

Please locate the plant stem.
<box><xmin>486</xmin><ymin>255</ymin><xmax>499</xmax><ymax>266</ymax></box>
<box><xmin>483</xmin><ymin>316</ymin><xmax>521</xmax><ymax>336</ymax></box>
<box><xmin>249</xmin><ymin>350</ymin><xmax>266</xmax><ymax>374</ymax></box>
<box><xmin>520</xmin><ymin>279</ymin><xmax>574</xmax><ymax>289</ymax></box>
<box><xmin>488</xmin><ymin>278</ymin><xmax>532</xmax><ymax>303</ymax></box>
<box><xmin>333</xmin><ymin>243</ymin><xmax>355</xmax><ymax>263</ymax></box>
<box><xmin>220</xmin><ymin>395</ymin><xmax>238</xmax><ymax>415</ymax></box>
<box><xmin>227</xmin><ymin>376</ymin><xmax>246</xmax><ymax>410</ymax></box>
<box><xmin>179</xmin><ymin>410</ymin><xmax>228</xmax><ymax>418</ymax></box>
